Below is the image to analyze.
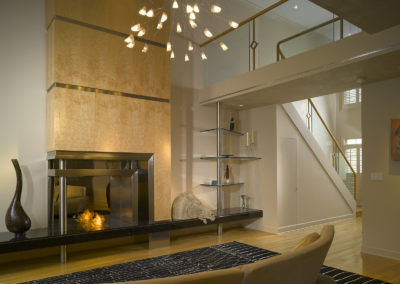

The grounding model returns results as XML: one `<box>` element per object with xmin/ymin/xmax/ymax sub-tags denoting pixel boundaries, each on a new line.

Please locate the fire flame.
<box><xmin>76</xmin><ymin>209</ymin><xmax>105</xmax><ymax>231</ymax></box>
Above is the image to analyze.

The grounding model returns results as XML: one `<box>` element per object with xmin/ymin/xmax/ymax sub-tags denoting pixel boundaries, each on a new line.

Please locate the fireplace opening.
<box><xmin>48</xmin><ymin>151</ymin><xmax>154</xmax><ymax>234</ymax></box>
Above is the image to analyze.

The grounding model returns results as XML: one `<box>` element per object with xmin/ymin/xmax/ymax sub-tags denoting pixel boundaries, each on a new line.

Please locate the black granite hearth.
<box><xmin>0</xmin><ymin>208</ymin><xmax>262</xmax><ymax>254</ymax></box>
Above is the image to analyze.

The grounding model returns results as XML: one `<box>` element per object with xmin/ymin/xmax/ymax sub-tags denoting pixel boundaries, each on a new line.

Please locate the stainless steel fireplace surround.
<box><xmin>47</xmin><ymin>150</ymin><xmax>154</xmax><ymax>263</ymax></box>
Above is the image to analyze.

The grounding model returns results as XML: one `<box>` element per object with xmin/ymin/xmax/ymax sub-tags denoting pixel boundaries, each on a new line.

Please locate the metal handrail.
<box><xmin>200</xmin><ymin>0</ymin><xmax>289</xmax><ymax>47</ymax></box>
<box><xmin>277</xmin><ymin>17</ymin><xmax>344</xmax><ymax>61</ymax></box>
<box><xmin>308</xmin><ymin>98</ymin><xmax>357</xmax><ymax>200</ymax></box>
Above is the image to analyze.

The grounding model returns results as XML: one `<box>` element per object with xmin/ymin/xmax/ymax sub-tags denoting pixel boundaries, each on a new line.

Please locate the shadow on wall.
<box><xmin>171</xmin><ymin>85</ymin><xmax>194</xmax><ymax>200</ymax></box>
<box><xmin>20</xmin><ymin>160</ymin><xmax>47</xmax><ymax>229</ymax></box>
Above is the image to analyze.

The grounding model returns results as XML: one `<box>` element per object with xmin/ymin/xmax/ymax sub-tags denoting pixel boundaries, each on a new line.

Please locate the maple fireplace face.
<box><xmin>47</xmin><ymin>151</ymin><xmax>154</xmax><ymax>233</ymax></box>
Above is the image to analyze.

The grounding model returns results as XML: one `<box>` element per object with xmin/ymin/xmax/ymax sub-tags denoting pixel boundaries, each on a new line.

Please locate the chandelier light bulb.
<box><xmin>142</xmin><ymin>43</ymin><xmax>148</xmax><ymax>53</ymax></box>
<box><xmin>166</xmin><ymin>42</ymin><xmax>172</xmax><ymax>52</ymax></box>
<box><xmin>201</xmin><ymin>51</ymin><xmax>207</xmax><ymax>60</ymax></box>
<box><xmin>185</xmin><ymin>53</ymin><xmax>190</xmax><ymax>62</ymax></box>
<box><xmin>170</xmin><ymin>50</ymin><xmax>175</xmax><ymax>59</ymax></box>
<box><xmin>131</xmin><ymin>24</ymin><xmax>141</xmax><ymax>32</ymax></box>
<box><xmin>229</xmin><ymin>21</ymin><xmax>239</xmax><ymax>29</ymax></box>
<box><xmin>146</xmin><ymin>9</ymin><xmax>154</xmax><ymax>17</ymax></box>
<box><xmin>127</xmin><ymin>42</ymin><xmax>135</xmax><ymax>48</ymax></box>
<box><xmin>161</xmin><ymin>12</ymin><xmax>168</xmax><ymax>23</ymax></box>
<box><xmin>189</xmin><ymin>20</ymin><xmax>197</xmax><ymax>28</ymax></box>
<box><xmin>139</xmin><ymin>6</ymin><xmax>147</xmax><ymax>16</ymax></box>
<box><xmin>124</xmin><ymin>34</ymin><xmax>134</xmax><ymax>43</ymax></box>
<box><xmin>211</xmin><ymin>5</ymin><xmax>221</xmax><ymax>13</ymax></box>
<box><xmin>137</xmin><ymin>28</ymin><xmax>146</xmax><ymax>37</ymax></box>
<box><xmin>186</xmin><ymin>5</ymin><xmax>193</xmax><ymax>13</ymax></box>
<box><xmin>189</xmin><ymin>12</ymin><xmax>196</xmax><ymax>20</ymax></box>
<box><xmin>204</xmin><ymin>28</ymin><xmax>213</xmax><ymax>38</ymax></box>
<box><xmin>157</xmin><ymin>22</ymin><xmax>163</xmax><ymax>30</ymax></box>
<box><xmin>194</xmin><ymin>4</ymin><xmax>200</xmax><ymax>13</ymax></box>
<box><xmin>220</xmin><ymin>42</ymin><xmax>228</xmax><ymax>51</ymax></box>
<box><xmin>177</xmin><ymin>23</ymin><xmax>182</xmax><ymax>33</ymax></box>
<box><xmin>188</xmin><ymin>41</ymin><xmax>194</xmax><ymax>51</ymax></box>
<box><xmin>172</xmin><ymin>0</ymin><xmax>179</xmax><ymax>9</ymax></box>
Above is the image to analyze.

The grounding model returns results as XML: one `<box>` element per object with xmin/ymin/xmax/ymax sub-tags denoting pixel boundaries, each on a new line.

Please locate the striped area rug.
<box><xmin>321</xmin><ymin>265</ymin><xmax>391</xmax><ymax>284</ymax></box>
<box><xmin>22</xmin><ymin>242</ymin><xmax>391</xmax><ymax>284</ymax></box>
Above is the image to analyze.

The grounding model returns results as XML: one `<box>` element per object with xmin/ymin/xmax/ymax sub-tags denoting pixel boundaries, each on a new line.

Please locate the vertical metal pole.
<box><xmin>216</xmin><ymin>102</ymin><xmax>223</xmax><ymax>236</ymax></box>
<box><xmin>340</xmin><ymin>18</ymin><xmax>344</xmax><ymax>39</ymax></box>
<box><xmin>252</xmin><ymin>20</ymin><xmax>256</xmax><ymax>71</ymax></box>
<box><xmin>59</xmin><ymin>159</ymin><xmax>67</xmax><ymax>264</ymax></box>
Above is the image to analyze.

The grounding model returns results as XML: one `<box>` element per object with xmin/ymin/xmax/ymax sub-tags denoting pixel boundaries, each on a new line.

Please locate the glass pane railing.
<box><xmin>257</xmin><ymin>0</ymin><xmax>334</xmax><ymax>67</ymax></box>
<box><xmin>203</xmin><ymin>22</ymin><xmax>250</xmax><ymax>87</ymax></box>
<box><xmin>293</xmin><ymin>98</ymin><xmax>356</xmax><ymax>199</ymax></box>
<box><xmin>201</xmin><ymin>0</ymin><xmax>362</xmax><ymax>87</ymax></box>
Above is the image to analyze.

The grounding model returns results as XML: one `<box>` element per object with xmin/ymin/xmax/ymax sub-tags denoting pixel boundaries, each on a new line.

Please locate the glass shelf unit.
<box><xmin>200</xmin><ymin>182</ymin><xmax>245</xmax><ymax>187</ymax></box>
<box><xmin>200</xmin><ymin>156</ymin><xmax>261</xmax><ymax>160</ymax></box>
<box><xmin>200</xmin><ymin>128</ymin><xmax>244</xmax><ymax>136</ymax></box>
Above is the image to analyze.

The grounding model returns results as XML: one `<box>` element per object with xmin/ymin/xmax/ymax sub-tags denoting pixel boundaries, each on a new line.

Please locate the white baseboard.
<box><xmin>278</xmin><ymin>214</ymin><xmax>354</xmax><ymax>233</ymax></box>
<box><xmin>362</xmin><ymin>244</ymin><xmax>400</xmax><ymax>260</ymax></box>
<box><xmin>245</xmin><ymin>220</ymin><xmax>278</xmax><ymax>234</ymax></box>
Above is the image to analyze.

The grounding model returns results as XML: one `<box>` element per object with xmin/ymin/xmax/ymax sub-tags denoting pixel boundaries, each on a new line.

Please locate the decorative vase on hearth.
<box><xmin>5</xmin><ymin>159</ymin><xmax>31</xmax><ymax>237</ymax></box>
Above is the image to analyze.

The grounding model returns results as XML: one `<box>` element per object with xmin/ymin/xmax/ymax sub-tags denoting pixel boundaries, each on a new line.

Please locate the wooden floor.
<box><xmin>0</xmin><ymin>216</ymin><xmax>399</xmax><ymax>283</ymax></box>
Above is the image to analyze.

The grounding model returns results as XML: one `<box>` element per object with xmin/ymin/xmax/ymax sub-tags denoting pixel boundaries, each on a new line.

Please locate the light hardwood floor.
<box><xmin>0</xmin><ymin>216</ymin><xmax>399</xmax><ymax>284</ymax></box>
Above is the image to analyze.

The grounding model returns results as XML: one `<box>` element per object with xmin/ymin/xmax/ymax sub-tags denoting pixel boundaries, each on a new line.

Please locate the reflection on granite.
<box><xmin>0</xmin><ymin>208</ymin><xmax>262</xmax><ymax>253</ymax></box>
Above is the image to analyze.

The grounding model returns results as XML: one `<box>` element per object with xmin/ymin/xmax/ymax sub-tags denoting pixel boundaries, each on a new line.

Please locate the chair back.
<box><xmin>241</xmin><ymin>225</ymin><xmax>335</xmax><ymax>284</ymax></box>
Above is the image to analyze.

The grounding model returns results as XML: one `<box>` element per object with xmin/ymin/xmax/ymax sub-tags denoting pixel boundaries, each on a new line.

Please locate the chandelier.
<box><xmin>124</xmin><ymin>1</ymin><xmax>240</xmax><ymax>62</ymax></box>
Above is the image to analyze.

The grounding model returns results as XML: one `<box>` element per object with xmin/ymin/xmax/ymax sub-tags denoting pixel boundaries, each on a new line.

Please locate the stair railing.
<box><xmin>277</xmin><ymin>17</ymin><xmax>344</xmax><ymax>61</ymax></box>
<box><xmin>307</xmin><ymin>98</ymin><xmax>357</xmax><ymax>200</ymax></box>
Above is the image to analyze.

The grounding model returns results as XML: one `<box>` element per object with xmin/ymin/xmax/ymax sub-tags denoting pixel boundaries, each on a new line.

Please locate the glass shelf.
<box><xmin>200</xmin><ymin>156</ymin><xmax>261</xmax><ymax>160</ymax></box>
<box><xmin>200</xmin><ymin>128</ymin><xmax>244</xmax><ymax>136</ymax></box>
<box><xmin>200</xmin><ymin>182</ymin><xmax>244</xmax><ymax>187</ymax></box>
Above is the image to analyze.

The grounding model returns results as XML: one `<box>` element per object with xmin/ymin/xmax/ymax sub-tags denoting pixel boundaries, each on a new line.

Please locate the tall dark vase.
<box><xmin>5</xmin><ymin>159</ymin><xmax>31</xmax><ymax>237</ymax></box>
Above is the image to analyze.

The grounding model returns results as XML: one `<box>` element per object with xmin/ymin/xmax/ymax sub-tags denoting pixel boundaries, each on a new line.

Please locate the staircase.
<box><xmin>282</xmin><ymin>102</ymin><xmax>356</xmax><ymax>213</ymax></box>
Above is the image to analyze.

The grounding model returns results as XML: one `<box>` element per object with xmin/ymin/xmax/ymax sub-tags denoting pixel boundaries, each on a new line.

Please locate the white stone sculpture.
<box><xmin>172</xmin><ymin>192</ymin><xmax>216</xmax><ymax>224</ymax></box>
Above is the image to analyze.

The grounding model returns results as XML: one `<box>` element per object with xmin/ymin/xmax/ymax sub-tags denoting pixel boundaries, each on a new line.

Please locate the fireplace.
<box><xmin>47</xmin><ymin>151</ymin><xmax>154</xmax><ymax>234</ymax></box>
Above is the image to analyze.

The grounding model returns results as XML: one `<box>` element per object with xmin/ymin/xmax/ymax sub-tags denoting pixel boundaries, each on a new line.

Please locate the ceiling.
<box><xmin>308</xmin><ymin>0</ymin><xmax>400</xmax><ymax>34</ymax></box>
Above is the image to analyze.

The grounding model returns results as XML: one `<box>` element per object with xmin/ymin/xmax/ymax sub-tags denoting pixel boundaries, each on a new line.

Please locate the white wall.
<box><xmin>336</xmin><ymin>92</ymin><xmax>362</xmax><ymax>203</ymax></box>
<box><xmin>0</xmin><ymin>0</ymin><xmax>47</xmax><ymax>232</ymax></box>
<box><xmin>239</xmin><ymin>105</ymin><xmax>278</xmax><ymax>232</ymax></box>
<box><xmin>277</xmin><ymin>105</ymin><xmax>353</xmax><ymax>232</ymax></box>
<box><xmin>170</xmin><ymin>34</ymin><xmax>218</xmax><ymax>208</ymax></box>
<box><xmin>362</xmin><ymin>76</ymin><xmax>400</xmax><ymax>260</ymax></box>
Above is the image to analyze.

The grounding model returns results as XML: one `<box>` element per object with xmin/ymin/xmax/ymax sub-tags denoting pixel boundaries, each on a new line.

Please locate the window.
<box><xmin>343</xmin><ymin>88</ymin><xmax>362</xmax><ymax>105</ymax></box>
<box><xmin>344</xmin><ymin>138</ymin><xmax>362</xmax><ymax>174</ymax></box>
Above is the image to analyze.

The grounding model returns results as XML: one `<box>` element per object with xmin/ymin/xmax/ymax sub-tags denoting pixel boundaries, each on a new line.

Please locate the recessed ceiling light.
<box><xmin>220</xmin><ymin>42</ymin><xmax>228</xmax><ymax>51</ymax></box>
<box><xmin>189</xmin><ymin>20</ymin><xmax>197</xmax><ymax>29</ymax></box>
<box><xmin>239</xmin><ymin>104</ymin><xmax>244</xmax><ymax>107</ymax></box>
<box><xmin>177</xmin><ymin>23</ymin><xmax>182</xmax><ymax>33</ymax></box>
<box><xmin>146</xmin><ymin>9</ymin><xmax>154</xmax><ymax>17</ymax></box>
<box><xmin>294</xmin><ymin>4</ymin><xmax>298</xmax><ymax>9</ymax></box>
<box><xmin>160</xmin><ymin>12</ymin><xmax>168</xmax><ymax>23</ymax></box>
<box><xmin>204</xmin><ymin>28</ymin><xmax>213</xmax><ymax>38</ymax></box>
<box><xmin>166</xmin><ymin>42</ymin><xmax>172</xmax><ymax>52</ymax></box>
<box><xmin>211</xmin><ymin>5</ymin><xmax>221</xmax><ymax>13</ymax></box>
<box><xmin>139</xmin><ymin>6</ymin><xmax>147</xmax><ymax>16</ymax></box>
<box><xmin>131</xmin><ymin>24</ymin><xmax>141</xmax><ymax>32</ymax></box>
<box><xmin>229</xmin><ymin>21</ymin><xmax>239</xmax><ymax>29</ymax></box>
